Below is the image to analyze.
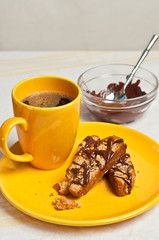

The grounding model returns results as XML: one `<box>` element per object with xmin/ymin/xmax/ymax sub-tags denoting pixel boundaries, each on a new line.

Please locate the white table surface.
<box><xmin>0</xmin><ymin>51</ymin><xmax>159</xmax><ymax>240</ymax></box>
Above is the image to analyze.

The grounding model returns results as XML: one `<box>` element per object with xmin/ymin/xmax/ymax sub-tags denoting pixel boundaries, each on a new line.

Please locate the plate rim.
<box><xmin>0</xmin><ymin>182</ymin><xmax>159</xmax><ymax>226</ymax></box>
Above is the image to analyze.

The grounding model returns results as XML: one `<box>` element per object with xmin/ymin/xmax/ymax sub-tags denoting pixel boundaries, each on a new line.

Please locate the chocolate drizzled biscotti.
<box><xmin>108</xmin><ymin>153</ymin><xmax>136</xmax><ymax>196</ymax></box>
<box><xmin>65</xmin><ymin>135</ymin><xmax>127</xmax><ymax>197</ymax></box>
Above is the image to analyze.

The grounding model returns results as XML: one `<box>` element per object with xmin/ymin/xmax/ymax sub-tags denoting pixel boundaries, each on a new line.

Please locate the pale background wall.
<box><xmin>0</xmin><ymin>0</ymin><xmax>159</xmax><ymax>50</ymax></box>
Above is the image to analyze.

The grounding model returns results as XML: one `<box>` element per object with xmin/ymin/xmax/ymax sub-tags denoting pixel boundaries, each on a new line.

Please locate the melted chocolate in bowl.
<box><xmin>87</xmin><ymin>80</ymin><xmax>146</xmax><ymax>99</ymax></box>
<box><xmin>86</xmin><ymin>80</ymin><xmax>147</xmax><ymax>123</ymax></box>
<box><xmin>87</xmin><ymin>107</ymin><xmax>147</xmax><ymax>124</ymax></box>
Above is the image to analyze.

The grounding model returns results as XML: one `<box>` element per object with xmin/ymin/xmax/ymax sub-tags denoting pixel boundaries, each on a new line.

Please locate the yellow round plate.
<box><xmin>0</xmin><ymin>122</ymin><xmax>159</xmax><ymax>226</ymax></box>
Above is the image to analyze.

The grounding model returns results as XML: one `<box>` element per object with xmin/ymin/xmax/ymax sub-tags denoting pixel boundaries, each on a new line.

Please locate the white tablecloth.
<box><xmin>0</xmin><ymin>51</ymin><xmax>159</xmax><ymax>240</ymax></box>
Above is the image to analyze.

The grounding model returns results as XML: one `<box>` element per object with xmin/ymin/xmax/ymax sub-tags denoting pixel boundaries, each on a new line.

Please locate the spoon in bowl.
<box><xmin>106</xmin><ymin>34</ymin><xmax>159</xmax><ymax>100</ymax></box>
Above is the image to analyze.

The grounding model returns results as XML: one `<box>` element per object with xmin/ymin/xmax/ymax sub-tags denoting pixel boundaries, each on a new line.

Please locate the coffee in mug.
<box><xmin>22</xmin><ymin>91</ymin><xmax>74</xmax><ymax>108</ymax></box>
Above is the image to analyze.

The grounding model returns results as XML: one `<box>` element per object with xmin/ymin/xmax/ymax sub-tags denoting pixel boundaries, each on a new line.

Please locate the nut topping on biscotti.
<box><xmin>65</xmin><ymin>135</ymin><xmax>127</xmax><ymax>197</ymax></box>
<box><xmin>108</xmin><ymin>153</ymin><xmax>136</xmax><ymax>196</ymax></box>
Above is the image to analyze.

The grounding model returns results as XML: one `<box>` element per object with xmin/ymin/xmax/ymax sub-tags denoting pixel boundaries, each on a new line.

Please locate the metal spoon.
<box><xmin>106</xmin><ymin>34</ymin><xmax>159</xmax><ymax>100</ymax></box>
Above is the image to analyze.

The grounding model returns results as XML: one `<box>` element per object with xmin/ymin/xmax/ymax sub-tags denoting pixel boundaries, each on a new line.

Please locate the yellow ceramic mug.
<box><xmin>0</xmin><ymin>76</ymin><xmax>81</xmax><ymax>170</ymax></box>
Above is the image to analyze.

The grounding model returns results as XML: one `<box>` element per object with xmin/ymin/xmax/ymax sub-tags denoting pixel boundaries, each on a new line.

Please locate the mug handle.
<box><xmin>0</xmin><ymin>117</ymin><xmax>33</xmax><ymax>162</ymax></box>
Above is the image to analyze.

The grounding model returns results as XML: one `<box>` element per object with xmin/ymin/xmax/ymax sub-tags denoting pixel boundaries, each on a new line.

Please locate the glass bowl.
<box><xmin>78</xmin><ymin>64</ymin><xmax>158</xmax><ymax>124</ymax></box>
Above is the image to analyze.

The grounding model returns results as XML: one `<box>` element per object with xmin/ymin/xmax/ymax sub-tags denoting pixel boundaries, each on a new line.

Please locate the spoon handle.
<box><xmin>123</xmin><ymin>34</ymin><xmax>159</xmax><ymax>90</ymax></box>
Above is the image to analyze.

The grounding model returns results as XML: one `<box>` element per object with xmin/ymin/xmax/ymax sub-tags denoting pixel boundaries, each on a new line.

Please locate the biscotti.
<box><xmin>108</xmin><ymin>153</ymin><xmax>136</xmax><ymax>196</ymax></box>
<box><xmin>53</xmin><ymin>197</ymin><xmax>81</xmax><ymax>210</ymax></box>
<box><xmin>53</xmin><ymin>181</ymin><xmax>69</xmax><ymax>195</ymax></box>
<box><xmin>66</xmin><ymin>135</ymin><xmax>127</xmax><ymax>197</ymax></box>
